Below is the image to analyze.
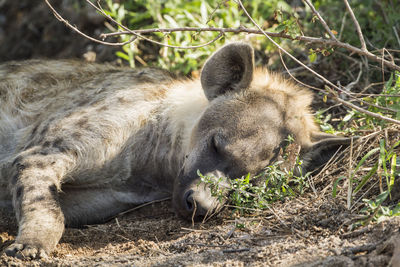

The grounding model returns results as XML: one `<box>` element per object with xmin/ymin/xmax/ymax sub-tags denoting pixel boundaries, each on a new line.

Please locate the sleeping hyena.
<box><xmin>0</xmin><ymin>42</ymin><xmax>352</xmax><ymax>259</ymax></box>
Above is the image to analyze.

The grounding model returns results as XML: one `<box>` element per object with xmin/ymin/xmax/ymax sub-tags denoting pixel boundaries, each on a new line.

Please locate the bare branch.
<box><xmin>101</xmin><ymin>27</ymin><xmax>291</xmax><ymax>38</ymax></box>
<box><xmin>237</xmin><ymin>0</ymin><xmax>400</xmax><ymax>126</ymax></box>
<box><xmin>343</xmin><ymin>0</ymin><xmax>367</xmax><ymax>52</ymax></box>
<box><xmin>85</xmin><ymin>0</ymin><xmax>224</xmax><ymax>49</ymax></box>
<box><xmin>44</xmin><ymin>0</ymin><xmax>137</xmax><ymax>46</ymax></box>
<box><xmin>45</xmin><ymin>0</ymin><xmax>400</xmax><ymax>71</ymax></box>
<box><xmin>303</xmin><ymin>0</ymin><xmax>337</xmax><ymax>40</ymax></box>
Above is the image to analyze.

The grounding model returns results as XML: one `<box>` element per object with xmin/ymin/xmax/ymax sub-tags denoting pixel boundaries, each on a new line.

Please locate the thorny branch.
<box><xmin>44</xmin><ymin>0</ymin><xmax>400</xmax><ymax>125</ymax></box>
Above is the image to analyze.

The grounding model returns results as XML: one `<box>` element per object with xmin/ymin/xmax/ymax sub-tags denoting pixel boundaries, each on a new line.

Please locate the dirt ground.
<box><xmin>1</xmin><ymin>193</ymin><xmax>400</xmax><ymax>267</ymax></box>
<box><xmin>1</xmin><ymin>0</ymin><xmax>400</xmax><ymax>266</ymax></box>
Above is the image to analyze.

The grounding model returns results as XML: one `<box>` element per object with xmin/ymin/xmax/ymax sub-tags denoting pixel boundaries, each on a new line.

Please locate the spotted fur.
<box><xmin>0</xmin><ymin>43</ymin><xmax>352</xmax><ymax>259</ymax></box>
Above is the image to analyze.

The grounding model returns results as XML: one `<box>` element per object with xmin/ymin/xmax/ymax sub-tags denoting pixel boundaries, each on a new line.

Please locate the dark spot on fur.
<box><xmin>53</xmin><ymin>137</ymin><xmax>63</xmax><ymax>148</ymax></box>
<box><xmin>43</xmin><ymin>141</ymin><xmax>51</xmax><ymax>147</ymax></box>
<box><xmin>52</xmin><ymin>137</ymin><xmax>71</xmax><ymax>153</ymax></box>
<box><xmin>40</xmin><ymin>124</ymin><xmax>50</xmax><ymax>136</ymax></box>
<box><xmin>30</xmin><ymin>124</ymin><xmax>39</xmax><ymax>138</ymax></box>
<box><xmin>28</xmin><ymin>207</ymin><xmax>36</xmax><ymax>212</ymax></box>
<box><xmin>11</xmin><ymin>174</ymin><xmax>18</xmax><ymax>185</ymax></box>
<box><xmin>33</xmin><ymin>196</ymin><xmax>46</xmax><ymax>202</ymax></box>
<box><xmin>31</xmin><ymin>72</ymin><xmax>57</xmax><ymax>85</ymax></box>
<box><xmin>96</xmin><ymin>106</ymin><xmax>108</xmax><ymax>112</ymax></box>
<box><xmin>77</xmin><ymin>98</ymin><xmax>90</xmax><ymax>107</ymax></box>
<box><xmin>39</xmin><ymin>150</ymin><xmax>49</xmax><ymax>156</ymax></box>
<box><xmin>72</xmin><ymin>132</ymin><xmax>82</xmax><ymax>139</ymax></box>
<box><xmin>16</xmin><ymin>162</ymin><xmax>30</xmax><ymax>171</ymax></box>
<box><xmin>36</xmin><ymin>161</ymin><xmax>45</xmax><ymax>169</ymax></box>
<box><xmin>16</xmin><ymin>186</ymin><xmax>24</xmax><ymax>199</ymax></box>
<box><xmin>76</xmin><ymin>117</ymin><xmax>89</xmax><ymax>128</ymax></box>
<box><xmin>117</xmin><ymin>97</ymin><xmax>131</xmax><ymax>104</ymax></box>
<box><xmin>26</xmin><ymin>186</ymin><xmax>35</xmax><ymax>192</ymax></box>
<box><xmin>5</xmin><ymin>63</ymin><xmax>22</xmax><ymax>73</ymax></box>
<box><xmin>49</xmin><ymin>185</ymin><xmax>58</xmax><ymax>201</ymax></box>
<box><xmin>12</xmin><ymin>156</ymin><xmax>22</xmax><ymax>166</ymax></box>
<box><xmin>49</xmin><ymin>206</ymin><xmax>62</xmax><ymax>219</ymax></box>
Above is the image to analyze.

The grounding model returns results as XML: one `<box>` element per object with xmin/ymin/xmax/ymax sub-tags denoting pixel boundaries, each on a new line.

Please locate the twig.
<box><xmin>223</xmin><ymin>248</ymin><xmax>250</xmax><ymax>253</ymax></box>
<box><xmin>341</xmin><ymin>225</ymin><xmax>372</xmax><ymax>238</ymax></box>
<box><xmin>101</xmin><ymin>26</ymin><xmax>292</xmax><ymax>38</ymax></box>
<box><xmin>44</xmin><ymin>0</ymin><xmax>400</xmax><ymax>71</ymax></box>
<box><xmin>338</xmin><ymin>12</ymin><xmax>347</xmax><ymax>41</ymax></box>
<box><xmin>343</xmin><ymin>0</ymin><xmax>367</xmax><ymax>52</ymax></box>
<box><xmin>181</xmin><ymin>227</ymin><xmax>209</xmax><ymax>232</ymax></box>
<box><xmin>185</xmin><ymin>243</ymin><xmax>230</xmax><ymax>248</ymax></box>
<box><xmin>347</xmin><ymin>137</ymin><xmax>354</xmax><ymax>210</ymax></box>
<box><xmin>393</xmin><ymin>26</ymin><xmax>400</xmax><ymax>47</ymax></box>
<box><xmin>44</xmin><ymin>0</ymin><xmax>136</xmax><ymax>46</ymax></box>
<box><xmin>334</xmin><ymin>97</ymin><xmax>400</xmax><ymax>125</ymax></box>
<box><xmin>342</xmin><ymin>243</ymin><xmax>378</xmax><ymax>255</ymax></box>
<box><xmin>88</xmin><ymin>0</ymin><xmax>225</xmax><ymax>49</ymax></box>
<box><xmin>113</xmin><ymin>197</ymin><xmax>171</xmax><ymax>217</ymax></box>
<box><xmin>303</xmin><ymin>0</ymin><xmax>337</xmax><ymax>40</ymax></box>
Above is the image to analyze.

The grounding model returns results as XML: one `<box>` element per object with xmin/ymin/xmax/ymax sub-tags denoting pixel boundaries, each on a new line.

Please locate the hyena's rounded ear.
<box><xmin>200</xmin><ymin>42</ymin><xmax>254</xmax><ymax>101</ymax></box>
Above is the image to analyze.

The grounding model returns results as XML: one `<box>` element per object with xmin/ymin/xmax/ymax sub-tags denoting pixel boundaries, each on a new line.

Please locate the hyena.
<box><xmin>0</xmin><ymin>42</ymin><xmax>352</xmax><ymax>259</ymax></box>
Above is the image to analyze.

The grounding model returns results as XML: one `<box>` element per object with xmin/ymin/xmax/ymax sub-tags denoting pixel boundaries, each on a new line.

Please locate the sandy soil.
<box><xmin>1</xmin><ymin>192</ymin><xmax>399</xmax><ymax>267</ymax></box>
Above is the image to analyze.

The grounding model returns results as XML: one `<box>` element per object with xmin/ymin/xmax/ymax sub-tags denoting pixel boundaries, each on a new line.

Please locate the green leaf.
<box><xmin>115</xmin><ymin>51</ymin><xmax>130</xmax><ymax>61</ymax></box>
<box><xmin>343</xmin><ymin>110</ymin><xmax>355</xmax><ymax>122</ymax></box>
<box><xmin>309</xmin><ymin>51</ymin><xmax>317</xmax><ymax>63</ymax></box>
<box><xmin>332</xmin><ymin>176</ymin><xmax>345</xmax><ymax>197</ymax></box>
<box><xmin>353</xmin><ymin>162</ymin><xmax>378</xmax><ymax>194</ymax></box>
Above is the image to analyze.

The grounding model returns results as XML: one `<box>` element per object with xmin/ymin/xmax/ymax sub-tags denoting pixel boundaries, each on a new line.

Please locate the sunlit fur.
<box><xmin>0</xmin><ymin>43</ymin><xmax>330</xmax><ymax>258</ymax></box>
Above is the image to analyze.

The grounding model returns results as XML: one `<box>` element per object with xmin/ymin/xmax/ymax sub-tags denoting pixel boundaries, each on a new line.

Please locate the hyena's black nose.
<box><xmin>183</xmin><ymin>189</ymin><xmax>195</xmax><ymax>212</ymax></box>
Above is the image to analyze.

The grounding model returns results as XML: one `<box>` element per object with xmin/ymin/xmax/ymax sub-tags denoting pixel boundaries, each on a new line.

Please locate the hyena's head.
<box><xmin>173</xmin><ymin>42</ymin><xmax>353</xmax><ymax>220</ymax></box>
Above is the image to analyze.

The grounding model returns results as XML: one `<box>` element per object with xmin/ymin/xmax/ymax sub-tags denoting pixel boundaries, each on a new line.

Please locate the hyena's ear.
<box><xmin>296</xmin><ymin>134</ymin><xmax>359</xmax><ymax>176</ymax></box>
<box><xmin>201</xmin><ymin>42</ymin><xmax>254</xmax><ymax>101</ymax></box>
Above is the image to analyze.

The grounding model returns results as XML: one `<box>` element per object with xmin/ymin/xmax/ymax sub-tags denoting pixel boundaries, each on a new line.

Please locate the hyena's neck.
<box><xmin>131</xmin><ymin>79</ymin><xmax>208</xmax><ymax>188</ymax></box>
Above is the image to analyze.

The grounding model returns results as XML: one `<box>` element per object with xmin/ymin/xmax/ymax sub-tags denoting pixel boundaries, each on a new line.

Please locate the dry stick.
<box><xmin>114</xmin><ymin>197</ymin><xmax>171</xmax><ymax>217</ymax></box>
<box><xmin>45</xmin><ymin>0</ymin><xmax>400</xmax><ymax>71</ymax></box>
<box><xmin>347</xmin><ymin>137</ymin><xmax>354</xmax><ymax>210</ymax></box>
<box><xmin>103</xmin><ymin>27</ymin><xmax>400</xmax><ymax>71</ymax></box>
<box><xmin>393</xmin><ymin>26</ymin><xmax>400</xmax><ymax>47</ymax></box>
<box><xmin>44</xmin><ymin>0</ymin><xmax>136</xmax><ymax>46</ymax></box>
<box><xmin>279</xmin><ymin>50</ymin><xmax>396</xmax><ymax>114</ymax></box>
<box><xmin>236</xmin><ymin>0</ymin><xmax>400</xmax><ymax>126</ymax></box>
<box><xmin>343</xmin><ymin>0</ymin><xmax>367</xmax><ymax>52</ymax></box>
<box><xmin>303</xmin><ymin>0</ymin><xmax>337</xmax><ymax>40</ymax></box>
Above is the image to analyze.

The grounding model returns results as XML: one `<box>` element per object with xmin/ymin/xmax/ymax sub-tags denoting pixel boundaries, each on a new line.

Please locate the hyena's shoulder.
<box><xmin>0</xmin><ymin>59</ymin><xmax>175</xmax><ymax>113</ymax></box>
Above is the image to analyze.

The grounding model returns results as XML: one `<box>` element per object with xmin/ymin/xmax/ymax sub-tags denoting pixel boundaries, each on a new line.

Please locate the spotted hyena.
<box><xmin>0</xmin><ymin>42</ymin><xmax>352</xmax><ymax>259</ymax></box>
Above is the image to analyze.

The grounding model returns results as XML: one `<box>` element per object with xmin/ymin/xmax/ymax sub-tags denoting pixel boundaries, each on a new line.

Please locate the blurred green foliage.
<box><xmin>103</xmin><ymin>0</ymin><xmax>295</xmax><ymax>74</ymax></box>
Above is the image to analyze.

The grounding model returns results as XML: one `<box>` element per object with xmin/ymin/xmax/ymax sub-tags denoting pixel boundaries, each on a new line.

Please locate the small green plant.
<box><xmin>199</xmin><ymin>156</ymin><xmax>309</xmax><ymax>215</ymax></box>
<box><xmin>339</xmin><ymin>72</ymin><xmax>400</xmax><ymax>129</ymax></box>
<box><xmin>332</xmin><ymin>138</ymin><xmax>400</xmax><ymax>226</ymax></box>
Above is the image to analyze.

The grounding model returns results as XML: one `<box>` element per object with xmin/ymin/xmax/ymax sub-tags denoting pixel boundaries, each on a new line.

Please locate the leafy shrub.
<box><xmin>103</xmin><ymin>0</ymin><xmax>296</xmax><ymax>74</ymax></box>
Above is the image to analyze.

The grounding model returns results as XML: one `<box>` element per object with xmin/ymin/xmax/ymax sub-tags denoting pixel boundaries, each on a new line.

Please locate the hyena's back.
<box><xmin>0</xmin><ymin>60</ymin><xmax>174</xmax><ymax>207</ymax></box>
<box><xmin>0</xmin><ymin>59</ymin><xmax>172</xmax><ymax>155</ymax></box>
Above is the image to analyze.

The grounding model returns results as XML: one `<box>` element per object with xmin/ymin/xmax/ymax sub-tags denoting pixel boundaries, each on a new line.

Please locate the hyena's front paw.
<box><xmin>5</xmin><ymin>242</ymin><xmax>48</xmax><ymax>259</ymax></box>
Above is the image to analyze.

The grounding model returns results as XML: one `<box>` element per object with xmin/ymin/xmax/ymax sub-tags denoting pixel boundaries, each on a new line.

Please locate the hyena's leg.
<box><xmin>5</xmin><ymin>147</ymin><xmax>76</xmax><ymax>259</ymax></box>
